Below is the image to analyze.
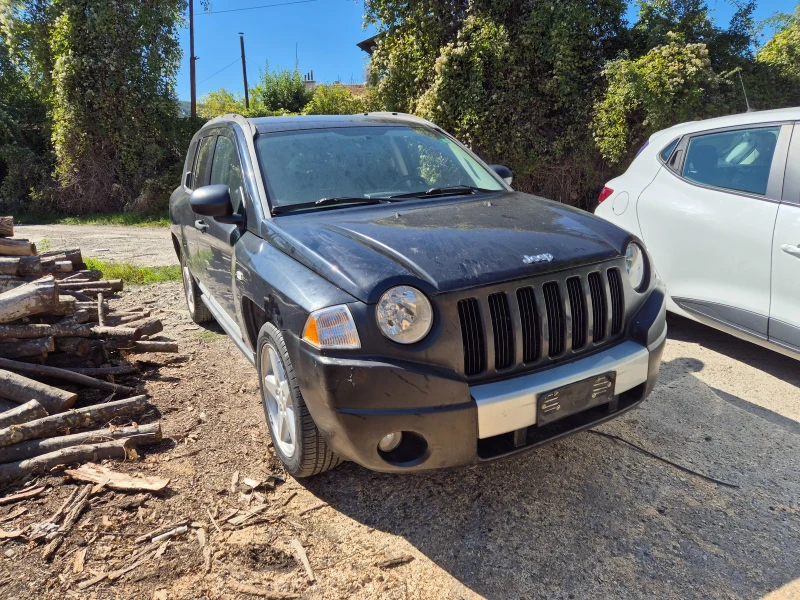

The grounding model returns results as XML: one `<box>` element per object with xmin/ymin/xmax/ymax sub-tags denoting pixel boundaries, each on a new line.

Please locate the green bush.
<box><xmin>302</xmin><ymin>83</ymin><xmax>367</xmax><ymax>115</ymax></box>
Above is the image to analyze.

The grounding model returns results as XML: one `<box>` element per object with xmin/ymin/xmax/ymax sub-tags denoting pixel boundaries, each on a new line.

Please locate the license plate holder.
<box><xmin>537</xmin><ymin>372</ymin><xmax>616</xmax><ymax>426</ymax></box>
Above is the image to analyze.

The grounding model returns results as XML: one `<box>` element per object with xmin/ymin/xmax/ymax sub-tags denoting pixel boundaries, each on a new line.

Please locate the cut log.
<box><xmin>65</xmin><ymin>462</ymin><xmax>168</xmax><ymax>492</ymax></box>
<box><xmin>130</xmin><ymin>341</ymin><xmax>178</xmax><ymax>353</ymax></box>
<box><xmin>62</xmin><ymin>365</ymin><xmax>138</xmax><ymax>376</ymax></box>
<box><xmin>130</xmin><ymin>318</ymin><xmax>163</xmax><ymax>338</ymax></box>
<box><xmin>0</xmin><ymin>442</ymin><xmax>129</xmax><ymax>491</ymax></box>
<box><xmin>97</xmin><ymin>292</ymin><xmax>105</xmax><ymax>327</ymax></box>
<box><xmin>17</xmin><ymin>256</ymin><xmax>41</xmax><ymax>276</ymax></box>
<box><xmin>0</xmin><ymin>400</ymin><xmax>48</xmax><ymax>429</ymax></box>
<box><xmin>0</xmin><ymin>423</ymin><xmax>160</xmax><ymax>464</ymax></box>
<box><xmin>61</xmin><ymin>270</ymin><xmax>102</xmax><ymax>282</ymax></box>
<box><xmin>0</xmin><ymin>357</ymin><xmax>136</xmax><ymax>395</ymax></box>
<box><xmin>0</xmin><ymin>336</ymin><xmax>54</xmax><ymax>358</ymax></box>
<box><xmin>0</xmin><ymin>276</ymin><xmax>58</xmax><ymax>323</ymax></box>
<box><xmin>0</xmin><ymin>238</ymin><xmax>35</xmax><ymax>257</ymax></box>
<box><xmin>0</xmin><ymin>395</ymin><xmax>148</xmax><ymax>447</ymax></box>
<box><xmin>55</xmin><ymin>337</ymin><xmax>92</xmax><ymax>357</ymax></box>
<box><xmin>39</xmin><ymin>248</ymin><xmax>82</xmax><ymax>267</ymax></box>
<box><xmin>0</xmin><ymin>217</ymin><xmax>13</xmax><ymax>238</ymax></box>
<box><xmin>49</xmin><ymin>295</ymin><xmax>78</xmax><ymax>316</ymax></box>
<box><xmin>0</xmin><ymin>258</ymin><xmax>19</xmax><ymax>276</ymax></box>
<box><xmin>0</xmin><ymin>322</ymin><xmax>94</xmax><ymax>340</ymax></box>
<box><xmin>47</xmin><ymin>260</ymin><xmax>73</xmax><ymax>273</ymax></box>
<box><xmin>59</xmin><ymin>280</ymin><xmax>123</xmax><ymax>293</ymax></box>
<box><xmin>59</xmin><ymin>290</ymin><xmax>93</xmax><ymax>302</ymax></box>
<box><xmin>0</xmin><ymin>368</ymin><xmax>77</xmax><ymax>413</ymax></box>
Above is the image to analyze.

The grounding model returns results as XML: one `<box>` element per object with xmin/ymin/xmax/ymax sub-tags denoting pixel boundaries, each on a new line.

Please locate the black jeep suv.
<box><xmin>170</xmin><ymin>113</ymin><xmax>666</xmax><ymax>477</ymax></box>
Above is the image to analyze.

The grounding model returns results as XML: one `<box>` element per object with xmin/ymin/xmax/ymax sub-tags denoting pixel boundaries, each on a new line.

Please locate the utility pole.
<box><xmin>189</xmin><ymin>0</ymin><xmax>197</xmax><ymax>117</ymax></box>
<box><xmin>239</xmin><ymin>32</ymin><xmax>249</xmax><ymax>110</ymax></box>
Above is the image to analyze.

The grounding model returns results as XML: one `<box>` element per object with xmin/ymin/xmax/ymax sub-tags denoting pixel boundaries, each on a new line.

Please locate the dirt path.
<box><xmin>16</xmin><ymin>224</ymin><xmax>177</xmax><ymax>266</ymax></box>
<box><xmin>0</xmin><ymin>282</ymin><xmax>798</xmax><ymax>599</ymax></box>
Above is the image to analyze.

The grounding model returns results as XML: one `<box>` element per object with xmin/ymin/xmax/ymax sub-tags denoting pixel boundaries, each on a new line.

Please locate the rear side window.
<box><xmin>682</xmin><ymin>126</ymin><xmax>781</xmax><ymax>195</ymax></box>
<box><xmin>194</xmin><ymin>135</ymin><xmax>216</xmax><ymax>189</ymax></box>
<box><xmin>659</xmin><ymin>138</ymin><xmax>679</xmax><ymax>162</ymax></box>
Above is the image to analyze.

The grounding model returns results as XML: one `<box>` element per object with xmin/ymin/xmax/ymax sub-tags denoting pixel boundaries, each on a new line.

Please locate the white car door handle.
<box><xmin>781</xmin><ymin>244</ymin><xmax>800</xmax><ymax>259</ymax></box>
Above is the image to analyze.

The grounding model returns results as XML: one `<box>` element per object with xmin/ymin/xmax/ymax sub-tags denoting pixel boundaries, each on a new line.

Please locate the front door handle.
<box><xmin>781</xmin><ymin>243</ymin><xmax>800</xmax><ymax>259</ymax></box>
<box><xmin>194</xmin><ymin>219</ymin><xmax>209</xmax><ymax>233</ymax></box>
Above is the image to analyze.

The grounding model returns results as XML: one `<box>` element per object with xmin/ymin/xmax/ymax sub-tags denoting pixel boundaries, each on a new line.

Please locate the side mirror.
<box><xmin>490</xmin><ymin>164</ymin><xmax>513</xmax><ymax>186</ymax></box>
<box><xmin>189</xmin><ymin>184</ymin><xmax>242</xmax><ymax>224</ymax></box>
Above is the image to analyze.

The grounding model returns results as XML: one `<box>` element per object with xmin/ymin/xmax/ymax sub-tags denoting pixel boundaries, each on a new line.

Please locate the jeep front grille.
<box><xmin>458</xmin><ymin>298</ymin><xmax>486</xmax><ymax>376</ymax></box>
<box><xmin>457</xmin><ymin>266</ymin><xmax>625</xmax><ymax>377</ymax></box>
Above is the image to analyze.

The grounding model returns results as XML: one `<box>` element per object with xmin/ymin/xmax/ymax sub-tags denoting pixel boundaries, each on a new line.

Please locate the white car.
<box><xmin>595</xmin><ymin>107</ymin><xmax>800</xmax><ymax>359</ymax></box>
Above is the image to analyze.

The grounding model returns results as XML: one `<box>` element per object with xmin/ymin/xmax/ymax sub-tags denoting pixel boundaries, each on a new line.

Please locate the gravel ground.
<box><xmin>0</xmin><ymin>282</ymin><xmax>797</xmax><ymax>600</ymax></box>
<box><xmin>16</xmin><ymin>224</ymin><xmax>177</xmax><ymax>266</ymax></box>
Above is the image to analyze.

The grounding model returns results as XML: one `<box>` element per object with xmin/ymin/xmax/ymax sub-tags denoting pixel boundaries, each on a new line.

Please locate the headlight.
<box><xmin>376</xmin><ymin>286</ymin><xmax>433</xmax><ymax>344</ymax></box>
<box><xmin>625</xmin><ymin>242</ymin><xmax>646</xmax><ymax>290</ymax></box>
<box><xmin>302</xmin><ymin>305</ymin><xmax>360</xmax><ymax>349</ymax></box>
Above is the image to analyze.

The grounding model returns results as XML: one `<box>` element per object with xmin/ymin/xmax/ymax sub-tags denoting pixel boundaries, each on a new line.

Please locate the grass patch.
<box><xmin>15</xmin><ymin>212</ymin><xmax>170</xmax><ymax>228</ymax></box>
<box><xmin>194</xmin><ymin>329</ymin><xmax>225</xmax><ymax>342</ymax></box>
<box><xmin>84</xmin><ymin>257</ymin><xmax>181</xmax><ymax>285</ymax></box>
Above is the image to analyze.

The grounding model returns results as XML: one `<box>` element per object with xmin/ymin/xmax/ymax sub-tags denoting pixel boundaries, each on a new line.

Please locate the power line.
<box><xmin>198</xmin><ymin>57</ymin><xmax>241</xmax><ymax>85</ymax></box>
<box><xmin>199</xmin><ymin>0</ymin><xmax>320</xmax><ymax>15</ymax></box>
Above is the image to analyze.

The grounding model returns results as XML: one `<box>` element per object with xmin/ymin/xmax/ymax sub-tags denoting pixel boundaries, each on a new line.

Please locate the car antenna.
<box><xmin>737</xmin><ymin>71</ymin><xmax>753</xmax><ymax>113</ymax></box>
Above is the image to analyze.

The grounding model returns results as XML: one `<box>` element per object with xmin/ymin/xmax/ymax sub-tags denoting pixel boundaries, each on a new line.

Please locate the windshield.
<box><xmin>256</xmin><ymin>125</ymin><xmax>505</xmax><ymax>209</ymax></box>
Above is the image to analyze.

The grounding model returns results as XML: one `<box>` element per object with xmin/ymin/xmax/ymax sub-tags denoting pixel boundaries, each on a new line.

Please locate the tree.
<box><xmin>591</xmin><ymin>35</ymin><xmax>731</xmax><ymax>164</ymax></box>
<box><xmin>0</xmin><ymin>0</ymin><xmax>188</xmax><ymax>215</ymax></box>
<box><xmin>250</xmin><ymin>62</ymin><xmax>313</xmax><ymax>113</ymax></box>
<box><xmin>365</xmin><ymin>0</ymin><xmax>628</xmax><ymax>206</ymax></box>
<box><xmin>302</xmin><ymin>83</ymin><xmax>366</xmax><ymax>115</ymax></box>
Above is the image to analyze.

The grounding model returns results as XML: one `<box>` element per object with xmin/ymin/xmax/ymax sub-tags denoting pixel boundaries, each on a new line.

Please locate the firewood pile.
<box><xmin>0</xmin><ymin>216</ymin><xmax>175</xmax><ymax>492</ymax></box>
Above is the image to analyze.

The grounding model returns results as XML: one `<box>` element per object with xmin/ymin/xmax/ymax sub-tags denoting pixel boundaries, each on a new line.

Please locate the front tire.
<box><xmin>256</xmin><ymin>323</ymin><xmax>341</xmax><ymax>477</ymax></box>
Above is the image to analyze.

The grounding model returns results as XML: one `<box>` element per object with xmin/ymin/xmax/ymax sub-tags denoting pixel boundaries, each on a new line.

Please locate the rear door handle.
<box><xmin>781</xmin><ymin>244</ymin><xmax>800</xmax><ymax>259</ymax></box>
<box><xmin>194</xmin><ymin>219</ymin><xmax>209</xmax><ymax>233</ymax></box>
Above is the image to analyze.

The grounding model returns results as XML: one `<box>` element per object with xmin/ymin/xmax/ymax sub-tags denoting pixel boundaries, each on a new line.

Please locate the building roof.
<box><xmin>356</xmin><ymin>34</ymin><xmax>379</xmax><ymax>55</ymax></box>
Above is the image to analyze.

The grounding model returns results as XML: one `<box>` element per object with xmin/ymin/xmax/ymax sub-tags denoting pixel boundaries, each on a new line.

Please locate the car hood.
<box><xmin>264</xmin><ymin>192</ymin><xmax>630</xmax><ymax>303</ymax></box>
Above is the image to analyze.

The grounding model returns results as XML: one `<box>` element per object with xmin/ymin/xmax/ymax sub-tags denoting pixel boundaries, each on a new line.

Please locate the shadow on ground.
<box><xmin>304</xmin><ymin>318</ymin><xmax>800</xmax><ymax>600</ymax></box>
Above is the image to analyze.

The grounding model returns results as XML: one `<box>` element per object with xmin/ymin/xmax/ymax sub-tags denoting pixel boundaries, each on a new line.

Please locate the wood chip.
<box><xmin>227</xmin><ymin>580</ymin><xmax>300</xmax><ymax>599</ymax></box>
<box><xmin>203</xmin><ymin>544</ymin><xmax>212</xmax><ymax>573</ymax></box>
<box><xmin>151</xmin><ymin>525</ymin><xmax>187</xmax><ymax>544</ymax></box>
<box><xmin>154</xmin><ymin>540</ymin><xmax>169</xmax><ymax>558</ymax></box>
<box><xmin>280</xmin><ymin>491</ymin><xmax>298</xmax><ymax>507</ymax></box>
<box><xmin>196</xmin><ymin>527</ymin><xmax>207</xmax><ymax>548</ymax></box>
<box><xmin>0</xmin><ymin>485</ymin><xmax>46</xmax><ymax>505</ymax></box>
<box><xmin>134</xmin><ymin>518</ymin><xmax>189</xmax><ymax>544</ymax></box>
<box><xmin>228</xmin><ymin>504</ymin><xmax>269</xmax><ymax>527</ymax></box>
<box><xmin>0</xmin><ymin>528</ymin><xmax>22</xmax><ymax>539</ymax></box>
<box><xmin>205</xmin><ymin>507</ymin><xmax>223</xmax><ymax>535</ymax></box>
<box><xmin>373</xmin><ymin>554</ymin><xmax>415</xmax><ymax>569</ymax></box>
<box><xmin>77</xmin><ymin>572</ymin><xmax>107</xmax><ymax>590</ymax></box>
<box><xmin>290</xmin><ymin>538</ymin><xmax>315</xmax><ymax>583</ymax></box>
<box><xmin>73</xmin><ymin>547</ymin><xmax>87</xmax><ymax>574</ymax></box>
<box><xmin>0</xmin><ymin>506</ymin><xmax>26</xmax><ymax>523</ymax></box>
<box><xmin>297</xmin><ymin>502</ymin><xmax>327</xmax><ymax>516</ymax></box>
<box><xmin>65</xmin><ymin>463</ymin><xmax>169</xmax><ymax>492</ymax></box>
<box><xmin>230</xmin><ymin>470</ymin><xmax>239</xmax><ymax>493</ymax></box>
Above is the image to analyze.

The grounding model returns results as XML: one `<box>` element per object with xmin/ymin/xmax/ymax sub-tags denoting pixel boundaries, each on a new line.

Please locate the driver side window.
<box><xmin>209</xmin><ymin>133</ymin><xmax>245</xmax><ymax>213</ymax></box>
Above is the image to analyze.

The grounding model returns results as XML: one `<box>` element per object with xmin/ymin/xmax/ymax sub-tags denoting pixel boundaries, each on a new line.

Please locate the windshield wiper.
<box><xmin>388</xmin><ymin>184</ymin><xmax>493</xmax><ymax>199</ymax></box>
<box><xmin>271</xmin><ymin>197</ymin><xmax>382</xmax><ymax>215</ymax></box>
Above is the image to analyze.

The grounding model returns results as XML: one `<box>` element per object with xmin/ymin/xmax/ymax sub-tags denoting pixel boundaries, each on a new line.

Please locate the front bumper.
<box><xmin>290</xmin><ymin>284</ymin><xmax>667</xmax><ymax>473</ymax></box>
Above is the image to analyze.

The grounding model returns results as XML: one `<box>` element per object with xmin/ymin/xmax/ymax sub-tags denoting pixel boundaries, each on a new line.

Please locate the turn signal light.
<box><xmin>598</xmin><ymin>186</ymin><xmax>614</xmax><ymax>204</ymax></box>
<box><xmin>302</xmin><ymin>305</ymin><xmax>361</xmax><ymax>349</ymax></box>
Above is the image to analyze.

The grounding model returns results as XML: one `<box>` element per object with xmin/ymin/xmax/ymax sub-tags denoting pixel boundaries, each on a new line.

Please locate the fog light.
<box><xmin>378</xmin><ymin>432</ymin><xmax>403</xmax><ymax>453</ymax></box>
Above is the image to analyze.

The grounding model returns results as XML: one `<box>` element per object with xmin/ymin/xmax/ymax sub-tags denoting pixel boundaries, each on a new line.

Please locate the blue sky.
<box><xmin>176</xmin><ymin>0</ymin><xmax>794</xmax><ymax>102</ymax></box>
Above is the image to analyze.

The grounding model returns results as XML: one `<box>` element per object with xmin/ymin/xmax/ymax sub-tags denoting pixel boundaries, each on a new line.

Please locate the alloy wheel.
<box><xmin>261</xmin><ymin>343</ymin><xmax>296</xmax><ymax>458</ymax></box>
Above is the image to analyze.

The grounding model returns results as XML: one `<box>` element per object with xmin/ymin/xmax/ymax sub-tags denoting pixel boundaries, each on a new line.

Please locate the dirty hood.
<box><xmin>265</xmin><ymin>192</ymin><xmax>630</xmax><ymax>303</ymax></box>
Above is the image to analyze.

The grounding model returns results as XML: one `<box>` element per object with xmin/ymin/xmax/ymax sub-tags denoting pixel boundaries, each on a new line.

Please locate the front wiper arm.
<box><xmin>271</xmin><ymin>196</ymin><xmax>382</xmax><ymax>215</ymax></box>
<box><xmin>388</xmin><ymin>185</ymin><xmax>491</xmax><ymax>199</ymax></box>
